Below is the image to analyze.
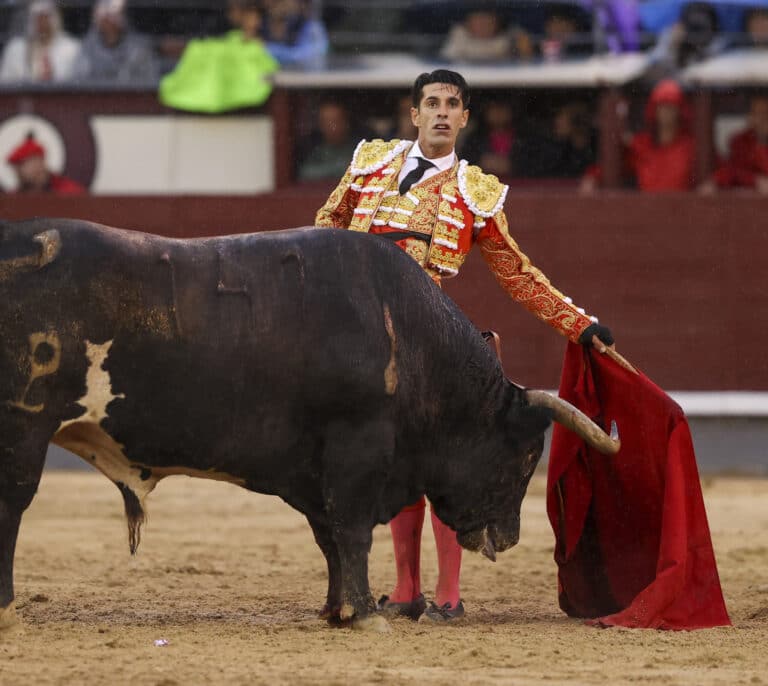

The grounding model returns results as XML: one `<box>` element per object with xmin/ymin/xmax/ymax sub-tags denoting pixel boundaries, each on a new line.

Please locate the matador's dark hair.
<box><xmin>412</xmin><ymin>70</ymin><xmax>470</xmax><ymax>109</ymax></box>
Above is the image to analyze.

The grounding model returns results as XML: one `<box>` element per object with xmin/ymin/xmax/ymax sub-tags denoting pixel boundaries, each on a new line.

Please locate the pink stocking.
<box><xmin>431</xmin><ymin>508</ymin><xmax>462</xmax><ymax>608</ymax></box>
<box><xmin>387</xmin><ymin>499</ymin><xmax>425</xmax><ymax>602</ymax></box>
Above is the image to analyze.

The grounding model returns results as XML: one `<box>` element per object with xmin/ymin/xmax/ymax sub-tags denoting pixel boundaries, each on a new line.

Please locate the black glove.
<box><xmin>578</xmin><ymin>323</ymin><xmax>614</xmax><ymax>347</ymax></box>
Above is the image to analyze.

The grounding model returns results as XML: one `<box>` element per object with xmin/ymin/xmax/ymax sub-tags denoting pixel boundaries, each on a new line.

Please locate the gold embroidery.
<box><xmin>357</xmin><ymin>195</ymin><xmax>381</xmax><ymax>212</ymax></box>
<box><xmin>428</xmin><ymin>246</ymin><xmax>466</xmax><ymax>276</ymax></box>
<box><xmin>442</xmin><ymin>178</ymin><xmax>460</xmax><ymax>197</ymax></box>
<box><xmin>372</xmin><ymin>209</ymin><xmax>392</xmax><ymax>225</ymax></box>
<box><xmin>404</xmin><ymin>239</ymin><xmax>428</xmax><ymax>265</ymax></box>
<box><xmin>361</xmin><ymin>181</ymin><xmax>390</xmax><ymax>195</ymax></box>
<box><xmin>315</xmin><ymin>168</ymin><xmax>358</xmax><ymax>228</ymax></box>
<box><xmin>478</xmin><ymin>212</ymin><xmax>592</xmax><ymax>341</ymax></box>
<box><xmin>353</xmin><ymin>139</ymin><xmax>404</xmax><ymax>173</ymax></box>
<box><xmin>437</xmin><ymin>201</ymin><xmax>465</xmax><ymax>225</ymax></box>
<box><xmin>350</xmin><ymin>215</ymin><xmax>372</xmax><ymax>232</ymax></box>
<box><xmin>461</xmin><ymin>165</ymin><xmax>506</xmax><ymax>215</ymax></box>
<box><xmin>433</xmin><ymin>224</ymin><xmax>460</xmax><ymax>244</ymax></box>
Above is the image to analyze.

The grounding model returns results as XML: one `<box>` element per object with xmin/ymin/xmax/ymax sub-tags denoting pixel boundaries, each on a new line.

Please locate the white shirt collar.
<box><xmin>407</xmin><ymin>141</ymin><xmax>456</xmax><ymax>173</ymax></box>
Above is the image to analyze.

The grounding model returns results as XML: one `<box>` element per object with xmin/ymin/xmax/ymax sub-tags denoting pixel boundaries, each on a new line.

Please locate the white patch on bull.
<box><xmin>58</xmin><ymin>340</ymin><xmax>124</xmax><ymax>431</ymax></box>
<box><xmin>53</xmin><ymin>423</ymin><xmax>246</xmax><ymax>513</ymax></box>
<box><xmin>53</xmin><ymin>422</ymin><xmax>159</xmax><ymax>517</ymax></box>
<box><xmin>383</xmin><ymin>304</ymin><xmax>397</xmax><ymax>396</ymax></box>
<box><xmin>52</xmin><ymin>339</ymin><xmax>246</xmax><ymax>550</ymax></box>
<box><xmin>53</xmin><ymin>421</ymin><xmax>246</xmax><ymax>551</ymax></box>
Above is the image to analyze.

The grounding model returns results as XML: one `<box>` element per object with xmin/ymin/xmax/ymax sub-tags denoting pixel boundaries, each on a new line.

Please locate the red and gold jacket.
<box><xmin>316</xmin><ymin>139</ymin><xmax>597</xmax><ymax>343</ymax></box>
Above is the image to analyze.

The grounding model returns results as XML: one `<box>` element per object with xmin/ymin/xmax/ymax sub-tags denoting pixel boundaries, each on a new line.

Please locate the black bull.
<box><xmin>0</xmin><ymin>219</ymin><xmax>614</xmax><ymax>630</ymax></box>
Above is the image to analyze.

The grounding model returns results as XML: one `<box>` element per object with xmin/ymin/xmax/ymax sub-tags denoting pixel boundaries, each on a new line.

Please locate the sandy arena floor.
<box><xmin>0</xmin><ymin>470</ymin><xmax>766</xmax><ymax>686</ymax></box>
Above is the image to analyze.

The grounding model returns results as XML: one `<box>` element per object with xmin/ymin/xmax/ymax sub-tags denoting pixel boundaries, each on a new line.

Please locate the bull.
<box><xmin>0</xmin><ymin>220</ymin><xmax>617</xmax><ymax>630</ymax></box>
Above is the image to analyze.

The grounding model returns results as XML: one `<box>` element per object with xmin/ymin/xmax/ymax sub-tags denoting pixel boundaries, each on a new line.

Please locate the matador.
<box><xmin>315</xmin><ymin>69</ymin><xmax>613</xmax><ymax>622</ymax></box>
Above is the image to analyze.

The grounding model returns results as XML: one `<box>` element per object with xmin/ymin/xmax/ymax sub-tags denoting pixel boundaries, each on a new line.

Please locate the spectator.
<box><xmin>514</xmin><ymin>101</ymin><xmax>598</xmax><ymax>178</ymax></box>
<box><xmin>368</xmin><ymin>95</ymin><xmax>418</xmax><ymax>140</ymax></box>
<box><xmin>73</xmin><ymin>0</ymin><xmax>159</xmax><ymax>84</ymax></box>
<box><xmin>705</xmin><ymin>94</ymin><xmax>768</xmax><ymax>193</ymax></box>
<box><xmin>581</xmin><ymin>79</ymin><xmax>695</xmax><ymax>192</ymax></box>
<box><xmin>581</xmin><ymin>0</ymin><xmax>641</xmax><ymax>53</ymax></box>
<box><xmin>391</xmin><ymin>95</ymin><xmax>418</xmax><ymax>140</ymax></box>
<box><xmin>159</xmin><ymin>0</ymin><xmax>278</xmax><ymax>113</ymax></box>
<box><xmin>228</xmin><ymin>0</ymin><xmax>266</xmax><ymax>40</ymax></box>
<box><xmin>0</xmin><ymin>0</ymin><xmax>80</xmax><ymax>83</ymax></box>
<box><xmin>263</xmin><ymin>0</ymin><xmax>328</xmax><ymax>70</ymax></box>
<box><xmin>540</xmin><ymin>3</ymin><xmax>593</xmax><ymax>61</ymax></box>
<box><xmin>5</xmin><ymin>133</ymin><xmax>85</xmax><ymax>194</ymax></box>
<box><xmin>460</xmin><ymin>100</ymin><xmax>517</xmax><ymax>177</ymax></box>
<box><xmin>297</xmin><ymin>101</ymin><xmax>360</xmax><ymax>181</ymax></box>
<box><xmin>440</xmin><ymin>8</ymin><xmax>534</xmax><ymax>63</ymax></box>
<box><xmin>743</xmin><ymin>8</ymin><xmax>768</xmax><ymax>49</ymax></box>
<box><xmin>644</xmin><ymin>2</ymin><xmax>728</xmax><ymax>81</ymax></box>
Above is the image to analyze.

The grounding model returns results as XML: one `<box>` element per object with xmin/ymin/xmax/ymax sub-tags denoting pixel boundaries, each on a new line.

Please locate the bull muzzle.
<box><xmin>525</xmin><ymin>390</ymin><xmax>620</xmax><ymax>455</ymax></box>
<box><xmin>457</xmin><ymin>525</ymin><xmax>517</xmax><ymax>562</ymax></box>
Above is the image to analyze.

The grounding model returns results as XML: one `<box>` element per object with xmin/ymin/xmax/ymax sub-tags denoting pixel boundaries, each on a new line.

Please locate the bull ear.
<box><xmin>504</xmin><ymin>386</ymin><xmax>552</xmax><ymax>444</ymax></box>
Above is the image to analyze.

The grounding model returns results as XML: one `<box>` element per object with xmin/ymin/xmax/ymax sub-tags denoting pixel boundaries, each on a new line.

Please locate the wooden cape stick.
<box><xmin>604</xmin><ymin>347</ymin><xmax>639</xmax><ymax>375</ymax></box>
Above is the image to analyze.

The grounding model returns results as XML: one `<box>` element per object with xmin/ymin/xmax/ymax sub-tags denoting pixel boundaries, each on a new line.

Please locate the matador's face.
<box><xmin>411</xmin><ymin>83</ymin><xmax>469</xmax><ymax>159</ymax></box>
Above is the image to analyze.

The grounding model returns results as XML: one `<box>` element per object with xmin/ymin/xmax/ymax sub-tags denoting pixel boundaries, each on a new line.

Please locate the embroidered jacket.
<box><xmin>315</xmin><ymin>138</ymin><xmax>597</xmax><ymax>343</ymax></box>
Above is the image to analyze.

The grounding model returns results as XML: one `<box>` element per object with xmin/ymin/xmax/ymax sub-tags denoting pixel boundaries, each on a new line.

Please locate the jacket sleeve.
<box><xmin>314</xmin><ymin>166</ymin><xmax>360</xmax><ymax>229</ymax></box>
<box><xmin>476</xmin><ymin>210</ymin><xmax>596</xmax><ymax>343</ymax></box>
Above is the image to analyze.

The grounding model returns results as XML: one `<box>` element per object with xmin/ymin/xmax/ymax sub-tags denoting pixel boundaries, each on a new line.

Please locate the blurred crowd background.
<box><xmin>0</xmin><ymin>0</ymin><xmax>767</xmax><ymax>193</ymax></box>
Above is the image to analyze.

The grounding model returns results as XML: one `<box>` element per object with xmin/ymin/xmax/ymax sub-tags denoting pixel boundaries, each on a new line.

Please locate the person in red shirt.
<box><xmin>5</xmin><ymin>133</ymin><xmax>85</xmax><ymax>194</ymax></box>
<box><xmin>709</xmin><ymin>94</ymin><xmax>768</xmax><ymax>193</ymax></box>
<box><xmin>581</xmin><ymin>79</ymin><xmax>695</xmax><ymax>192</ymax></box>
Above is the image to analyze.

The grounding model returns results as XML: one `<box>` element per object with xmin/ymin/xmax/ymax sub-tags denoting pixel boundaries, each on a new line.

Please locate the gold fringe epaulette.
<box><xmin>457</xmin><ymin>160</ymin><xmax>509</xmax><ymax>218</ymax></box>
<box><xmin>350</xmin><ymin>139</ymin><xmax>413</xmax><ymax>177</ymax></box>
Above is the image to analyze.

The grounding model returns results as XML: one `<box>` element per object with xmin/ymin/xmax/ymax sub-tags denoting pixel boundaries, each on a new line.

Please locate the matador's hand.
<box><xmin>578</xmin><ymin>323</ymin><xmax>615</xmax><ymax>354</ymax></box>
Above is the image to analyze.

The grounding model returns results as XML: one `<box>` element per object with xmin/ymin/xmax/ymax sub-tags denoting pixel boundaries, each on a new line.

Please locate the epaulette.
<box><xmin>457</xmin><ymin>160</ymin><xmax>509</xmax><ymax>218</ymax></box>
<box><xmin>350</xmin><ymin>139</ymin><xmax>413</xmax><ymax>176</ymax></box>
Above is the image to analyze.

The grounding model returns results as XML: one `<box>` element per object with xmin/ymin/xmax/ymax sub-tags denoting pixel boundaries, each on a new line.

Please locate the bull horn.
<box><xmin>525</xmin><ymin>390</ymin><xmax>620</xmax><ymax>455</ymax></box>
<box><xmin>33</xmin><ymin>229</ymin><xmax>61</xmax><ymax>267</ymax></box>
<box><xmin>480</xmin><ymin>528</ymin><xmax>496</xmax><ymax>562</ymax></box>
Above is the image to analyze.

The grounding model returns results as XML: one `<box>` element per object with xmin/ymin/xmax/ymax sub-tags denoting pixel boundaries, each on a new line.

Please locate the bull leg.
<box><xmin>0</xmin><ymin>435</ymin><xmax>48</xmax><ymax>631</ymax></box>
<box><xmin>0</xmin><ymin>498</ymin><xmax>24</xmax><ymax>631</ymax></box>
<box><xmin>320</xmin><ymin>417</ymin><xmax>394</xmax><ymax>631</ymax></box>
<box><xmin>333</xmin><ymin>527</ymin><xmax>378</xmax><ymax>624</ymax></box>
<box><xmin>306</xmin><ymin>516</ymin><xmax>343</xmax><ymax>622</ymax></box>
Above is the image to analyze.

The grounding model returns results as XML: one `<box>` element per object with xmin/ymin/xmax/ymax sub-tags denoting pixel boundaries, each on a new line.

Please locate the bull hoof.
<box><xmin>339</xmin><ymin>602</ymin><xmax>356</xmax><ymax>622</ymax></box>
<box><xmin>352</xmin><ymin>614</ymin><xmax>391</xmax><ymax>633</ymax></box>
<box><xmin>319</xmin><ymin>603</ymin><xmax>341</xmax><ymax>621</ymax></box>
<box><xmin>0</xmin><ymin>602</ymin><xmax>19</xmax><ymax>632</ymax></box>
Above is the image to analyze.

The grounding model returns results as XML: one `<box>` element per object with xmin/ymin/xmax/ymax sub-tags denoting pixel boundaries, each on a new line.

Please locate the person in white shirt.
<box><xmin>0</xmin><ymin>0</ymin><xmax>81</xmax><ymax>83</ymax></box>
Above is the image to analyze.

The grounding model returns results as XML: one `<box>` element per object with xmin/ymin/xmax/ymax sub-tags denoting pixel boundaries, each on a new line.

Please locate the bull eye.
<box><xmin>34</xmin><ymin>341</ymin><xmax>56</xmax><ymax>365</ymax></box>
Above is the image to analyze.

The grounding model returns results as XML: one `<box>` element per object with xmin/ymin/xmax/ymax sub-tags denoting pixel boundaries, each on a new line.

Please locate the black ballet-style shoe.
<box><xmin>420</xmin><ymin>599</ymin><xmax>466</xmax><ymax>622</ymax></box>
<box><xmin>376</xmin><ymin>593</ymin><xmax>427</xmax><ymax>621</ymax></box>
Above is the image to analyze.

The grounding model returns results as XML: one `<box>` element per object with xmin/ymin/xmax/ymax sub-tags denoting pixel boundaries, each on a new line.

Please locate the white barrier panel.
<box><xmin>91</xmin><ymin>115</ymin><xmax>275</xmax><ymax>195</ymax></box>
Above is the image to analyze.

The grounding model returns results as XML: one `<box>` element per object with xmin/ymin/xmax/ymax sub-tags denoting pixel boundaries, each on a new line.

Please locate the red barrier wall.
<box><xmin>1</xmin><ymin>190</ymin><xmax>765</xmax><ymax>391</ymax></box>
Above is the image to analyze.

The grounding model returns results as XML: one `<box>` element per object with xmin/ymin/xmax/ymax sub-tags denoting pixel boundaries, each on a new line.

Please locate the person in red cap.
<box><xmin>581</xmin><ymin>79</ymin><xmax>696</xmax><ymax>192</ymax></box>
<box><xmin>6</xmin><ymin>133</ymin><xmax>85</xmax><ymax>194</ymax></box>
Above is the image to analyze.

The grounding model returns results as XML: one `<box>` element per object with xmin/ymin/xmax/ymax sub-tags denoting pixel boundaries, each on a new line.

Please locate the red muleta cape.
<box><xmin>546</xmin><ymin>343</ymin><xmax>731</xmax><ymax>630</ymax></box>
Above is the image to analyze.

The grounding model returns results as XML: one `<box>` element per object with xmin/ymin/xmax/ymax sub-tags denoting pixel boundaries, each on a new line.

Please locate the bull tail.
<box><xmin>115</xmin><ymin>481</ymin><xmax>145</xmax><ymax>554</ymax></box>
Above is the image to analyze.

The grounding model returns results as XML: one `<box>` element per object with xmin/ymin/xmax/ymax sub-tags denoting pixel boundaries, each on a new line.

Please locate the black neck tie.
<box><xmin>399</xmin><ymin>157</ymin><xmax>435</xmax><ymax>195</ymax></box>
